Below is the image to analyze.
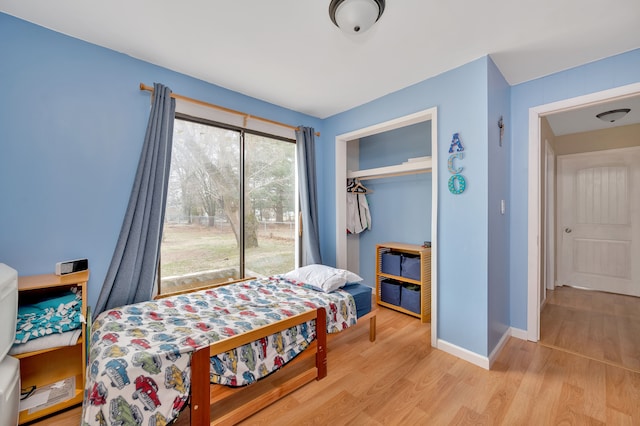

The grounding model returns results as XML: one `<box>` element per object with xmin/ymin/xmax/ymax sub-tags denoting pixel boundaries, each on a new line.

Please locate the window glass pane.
<box><xmin>161</xmin><ymin>119</ymin><xmax>241</xmax><ymax>293</ymax></box>
<box><xmin>244</xmin><ymin>133</ymin><xmax>296</xmax><ymax>277</ymax></box>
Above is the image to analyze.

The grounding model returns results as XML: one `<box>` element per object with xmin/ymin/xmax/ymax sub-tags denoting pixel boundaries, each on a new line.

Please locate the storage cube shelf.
<box><xmin>376</xmin><ymin>243</ymin><xmax>431</xmax><ymax>322</ymax></box>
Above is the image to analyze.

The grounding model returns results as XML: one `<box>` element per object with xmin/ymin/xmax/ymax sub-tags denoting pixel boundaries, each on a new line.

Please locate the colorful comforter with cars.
<box><xmin>81</xmin><ymin>276</ymin><xmax>357</xmax><ymax>425</ymax></box>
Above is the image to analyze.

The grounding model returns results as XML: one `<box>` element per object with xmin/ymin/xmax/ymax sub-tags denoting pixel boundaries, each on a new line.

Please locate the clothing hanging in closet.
<box><xmin>346</xmin><ymin>179</ymin><xmax>372</xmax><ymax>234</ymax></box>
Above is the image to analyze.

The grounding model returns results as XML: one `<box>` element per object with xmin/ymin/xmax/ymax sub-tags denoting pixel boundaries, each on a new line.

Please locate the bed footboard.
<box><xmin>188</xmin><ymin>307</ymin><xmax>327</xmax><ymax>426</ymax></box>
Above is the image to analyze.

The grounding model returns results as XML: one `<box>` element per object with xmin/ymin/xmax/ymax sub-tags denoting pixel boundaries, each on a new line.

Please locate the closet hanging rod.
<box><xmin>139</xmin><ymin>83</ymin><xmax>320</xmax><ymax>137</ymax></box>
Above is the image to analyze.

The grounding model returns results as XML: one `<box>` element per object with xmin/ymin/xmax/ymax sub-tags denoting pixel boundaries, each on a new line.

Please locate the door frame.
<box><xmin>335</xmin><ymin>107</ymin><xmax>438</xmax><ymax>347</ymax></box>
<box><xmin>527</xmin><ymin>82</ymin><xmax>640</xmax><ymax>341</ymax></box>
<box><xmin>543</xmin><ymin>139</ymin><xmax>555</xmax><ymax>303</ymax></box>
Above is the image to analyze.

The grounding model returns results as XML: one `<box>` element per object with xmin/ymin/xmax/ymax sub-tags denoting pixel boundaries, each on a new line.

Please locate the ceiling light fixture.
<box><xmin>595</xmin><ymin>108</ymin><xmax>631</xmax><ymax>123</ymax></box>
<box><xmin>329</xmin><ymin>0</ymin><xmax>385</xmax><ymax>35</ymax></box>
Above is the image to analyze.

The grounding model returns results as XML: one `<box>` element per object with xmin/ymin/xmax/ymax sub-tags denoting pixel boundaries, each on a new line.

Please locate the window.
<box><xmin>159</xmin><ymin>115</ymin><xmax>296</xmax><ymax>294</ymax></box>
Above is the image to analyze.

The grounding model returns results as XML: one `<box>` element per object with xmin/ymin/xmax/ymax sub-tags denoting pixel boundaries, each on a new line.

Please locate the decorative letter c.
<box><xmin>448</xmin><ymin>152</ymin><xmax>464</xmax><ymax>174</ymax></box>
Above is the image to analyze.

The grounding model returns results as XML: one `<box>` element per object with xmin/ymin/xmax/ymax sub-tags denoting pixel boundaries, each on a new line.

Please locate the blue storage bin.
<box><xmin>401</xmin><ymin>284</ymin><xmax>421</xmax><ymax>314</ymax></box>
<box><xmin>401</xmin><ymin>254</ymin><xmax>421</xmax><ymax>281</ymax></box>
<box><xmin>380</xmin><ymin>279</ymin><xmax>401</xmax><ymax>306</ymax></box>
<box><xmin>381</xmin><ymin>252</ymin><xmax>401</xmax><ymax>276</ymax></box>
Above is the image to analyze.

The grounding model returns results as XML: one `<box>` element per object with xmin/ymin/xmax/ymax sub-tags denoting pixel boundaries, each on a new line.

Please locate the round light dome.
<box><xmin>329</xmin><ymin>0</ymin><xmax>385</xmax><ymax>35</ymax></box>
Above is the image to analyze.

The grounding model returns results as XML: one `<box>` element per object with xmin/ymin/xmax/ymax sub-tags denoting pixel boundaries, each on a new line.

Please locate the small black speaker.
<box><xmin>55</xmin><ymin>258</ymin><xmax>88</xmax><ymax>275</ymax></box>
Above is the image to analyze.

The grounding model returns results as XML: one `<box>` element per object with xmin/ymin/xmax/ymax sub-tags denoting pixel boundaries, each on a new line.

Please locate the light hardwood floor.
<box><xmin>540</xmin><ymin>285</ymin><xmax>640</xmax><ymax>373</ymax></box>
<box><xmin>30</xmin><ymin>305</ymin><xmax>640</xmax><ymax>425</ymax></box>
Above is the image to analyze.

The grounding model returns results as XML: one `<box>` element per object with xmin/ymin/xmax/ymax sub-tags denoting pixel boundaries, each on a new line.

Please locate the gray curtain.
<box><xmin>295</xmin><ymin>127</ymin><xmax>322</xmax><ymax>265</ymax></box>
<box><xmin>95</xmin><ymin>83</ymin><xmax>176</xmax><ymax>315</ymax></box>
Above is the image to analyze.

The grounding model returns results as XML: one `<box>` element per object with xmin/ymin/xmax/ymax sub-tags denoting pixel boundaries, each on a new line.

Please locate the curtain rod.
<box><xmin>139</xmin><ymin>83</ymin><xmax>319</xmax><ymax>137</ymax></box>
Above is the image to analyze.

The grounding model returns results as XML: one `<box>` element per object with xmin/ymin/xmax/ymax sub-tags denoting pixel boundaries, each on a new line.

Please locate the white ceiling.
<box><xmin>546</xmin><ymin>95</ymin><xmax>640</xmax><ymax>136</ymax></box>
<box><xmin>2</xmin><ymin>0</ymin><xmax>640</xmax><ymax>122</ymax></box>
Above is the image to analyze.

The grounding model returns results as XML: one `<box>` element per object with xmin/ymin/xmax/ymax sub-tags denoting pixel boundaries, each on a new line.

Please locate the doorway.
<box><xmin>541</xmin><ymin>146</ymin><xmax>640</xmax><ymax>372</ymax></box>
<box><xmin>335</xmin><ymin>107</ymin><xmax>439</xmax><ymax>347</ymax></box>
<box><xmin>527</xmin><ymin>83</ymin><xmax>640</xmax><ymax>368</ymax></box>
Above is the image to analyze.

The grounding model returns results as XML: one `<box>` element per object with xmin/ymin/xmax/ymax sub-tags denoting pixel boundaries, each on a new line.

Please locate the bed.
<box><xmin>82</xmin><ymin>270</ymin><xmax>376</xmax><ymax>425</ymax></box>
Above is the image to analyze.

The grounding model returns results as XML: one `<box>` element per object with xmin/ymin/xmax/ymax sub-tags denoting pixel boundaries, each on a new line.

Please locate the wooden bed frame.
<box><xmin>156</xmin><ymin>281</ymin><xmax>377</xmax><ymax>426</ymax></box>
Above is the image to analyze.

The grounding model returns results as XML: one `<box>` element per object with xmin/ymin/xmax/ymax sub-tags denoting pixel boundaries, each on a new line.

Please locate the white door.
<box><xmin>557</xmin><ymin>147</ymin><xmax>640</xmax><ymax>296</ymax></box>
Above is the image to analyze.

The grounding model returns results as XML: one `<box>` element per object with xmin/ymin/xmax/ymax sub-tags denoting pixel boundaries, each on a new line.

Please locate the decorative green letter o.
<box><xmin>448</xmin><ymin>174</ymin><xmax>466</xmax><ymax>194</ymax></box>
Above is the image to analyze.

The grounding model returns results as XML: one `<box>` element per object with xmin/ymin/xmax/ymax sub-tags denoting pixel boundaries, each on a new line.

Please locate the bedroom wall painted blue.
<box><xmin>508</xmin><ymin>48</ymin><xmax>640</xmax><ymax>331</ymax></box>
<box><xmin>0</xmin><ymin>13</ymin><xmax>322</xmax><ymax>310</ymax></box>
<box><xmin>355</xmin><ymin>122</ymin><xmax>432</xmax><ymax>288</ymax></box>
<box><xmin>487</xmin><ymin>57</ymin><xmax>511</xmax><ymax>352</ymax></box>
<box><xmin>321</xmin><ymin>58</ymin><xmax>491</xmax><ymax>355</ymax></box>
<box><xmin>6</xmin><ymin>9</ymin><xmax>638</xmax><ymax>360</ymax></box>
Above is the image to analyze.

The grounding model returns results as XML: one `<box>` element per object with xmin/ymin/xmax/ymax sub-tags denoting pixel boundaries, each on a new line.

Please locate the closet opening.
<box><xmin>335</xmin><ymin>107</ymin><xmax>438</xmax><ymax>347</ymax></box>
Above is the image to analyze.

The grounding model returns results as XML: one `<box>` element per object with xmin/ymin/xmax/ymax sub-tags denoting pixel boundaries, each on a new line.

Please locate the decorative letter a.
<box><xmin>449</xmin><ymin>133</ymin><xmax>465</xmax><ymax>153</ymax></box>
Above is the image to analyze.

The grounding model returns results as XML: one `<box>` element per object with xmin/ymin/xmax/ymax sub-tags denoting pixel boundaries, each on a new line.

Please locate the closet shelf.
<box><xmin>347</xmin><ymin>157</ymin><xmax>432</xmax><ymax>181</ymax></box>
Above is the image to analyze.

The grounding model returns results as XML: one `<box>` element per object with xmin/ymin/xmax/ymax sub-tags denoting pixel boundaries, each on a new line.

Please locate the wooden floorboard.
<box><xmin>29</xmin><ymin>301</ymin><xmax>640</xmax><ymax>425</ymax></box>
<box><xmin>540</xmin><ymin>286</ymin><xmax>640</xmax><ymax>373</ymax></box>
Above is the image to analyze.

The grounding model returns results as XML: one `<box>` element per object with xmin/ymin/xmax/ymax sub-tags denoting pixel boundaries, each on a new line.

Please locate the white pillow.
<box><xmin>282</xmin><ymin>264</ymin><xmax>363</xmax><ymax>293</ymax></box>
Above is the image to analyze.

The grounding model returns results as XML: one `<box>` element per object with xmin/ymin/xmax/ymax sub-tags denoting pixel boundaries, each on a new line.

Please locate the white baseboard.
<box><xmin>510</xmin><ymin>327</ymin><xmax>528</xmax><ymax>340</ymax></box>
<box><xmin>488</xmin><ymin>328</ymin><xmax>511</xmax><ymax>368</ymax></box>
<box><xmin>437</xmin><ymin>339</ymin><xmax>490</xmax><ymax>370</ymax></box>
<box><xmin>438</xmin><ymin>326</ymin><xmax>529</xmax><ymax>371</ymax></box>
